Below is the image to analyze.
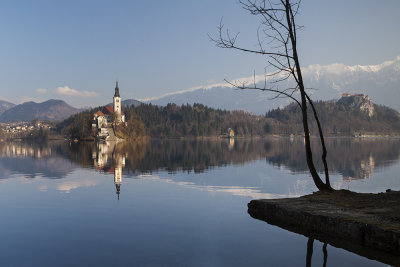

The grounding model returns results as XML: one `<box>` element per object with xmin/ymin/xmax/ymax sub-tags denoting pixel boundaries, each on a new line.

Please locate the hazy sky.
<box><xmin>0</xmin><ymin>0</ymin><xmax>399</xmax><ymax>107</ymax></box>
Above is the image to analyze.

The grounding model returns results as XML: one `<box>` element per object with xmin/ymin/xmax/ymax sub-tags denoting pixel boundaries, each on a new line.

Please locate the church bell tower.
<box><xmin>113</xmin><ymin>81</ymin><xmax>122</xmax><ymax>122</ymax></box>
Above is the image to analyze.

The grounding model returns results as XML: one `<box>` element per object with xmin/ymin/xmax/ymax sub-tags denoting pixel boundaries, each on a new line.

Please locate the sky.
<box><xmin>0</xmin><ymin>0</ymin><xmax>399</xmax><ymax>108</ymax></box>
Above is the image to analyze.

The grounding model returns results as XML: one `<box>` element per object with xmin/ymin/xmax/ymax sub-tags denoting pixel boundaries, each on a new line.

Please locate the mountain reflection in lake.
<box><xmin>2</xmin><ymin>137</ymin><xmax>400</xmax><ymax>183</ymax></box>
<box><xmin>0</xmin><ymin>138</ymin><xmax>399</xmax><ymax>266</ymax></box>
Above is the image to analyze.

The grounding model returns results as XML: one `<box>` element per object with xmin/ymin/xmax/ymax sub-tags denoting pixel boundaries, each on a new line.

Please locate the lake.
<box><xmin>0</xmin><ymin>137</ymin><xmax>399</xmax><ymax>266</ymax></box>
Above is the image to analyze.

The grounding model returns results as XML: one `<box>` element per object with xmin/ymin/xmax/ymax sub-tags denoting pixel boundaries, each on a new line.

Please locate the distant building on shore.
<box><xmin>226</xmin><ymin>128</ymin><xmax>235</xmax><ymax>138</ymax></box>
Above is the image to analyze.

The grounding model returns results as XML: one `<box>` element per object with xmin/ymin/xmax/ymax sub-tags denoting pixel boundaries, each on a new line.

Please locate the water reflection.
<box><xmin>306</xmin><ymin>238</ymin><xmax>314</xmax><ymax>267</ymax></box>
<box><xmin>1</xmin><ymin>138</ymin><xmax>400</xmax><ymax>183</ymax></box>
<box><xmin>263</xmin><ymin>137</ymin><xmax>400</xmax><ymax>180</ymax></box>
<box><xmin>93</xmin><ymin>142</ymin><xmax>124</xmax><ymax>198</ymax></box>
<box><xmin>305</xmin><ymin>239</ymin><xmax>328</xmax><ymax>267</ymax></box>
<box><xmin>0</xmin><ymin>139</ymin><xmax>399</xmax><ymax>266</ymax></box>
<box><xmin>65</xmin><ymin>137</ymin><xmax>400</xmax><ymax>183</ymax></box>
<box><xmin>0</xmin><ymin>141</ymin><xmax>75</xmax><ymax>179</ymax></box>
<box><xmin>249</xmin><ymin>206</ymin><xmax>400</xmax><ymax>266</ymax></box>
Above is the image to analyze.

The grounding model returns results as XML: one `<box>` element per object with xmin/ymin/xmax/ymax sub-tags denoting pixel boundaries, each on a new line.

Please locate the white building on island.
<box><xmin>92</xmin><ymin>81</ymin><xmax>126</xmax><ymax>139</ymax></box>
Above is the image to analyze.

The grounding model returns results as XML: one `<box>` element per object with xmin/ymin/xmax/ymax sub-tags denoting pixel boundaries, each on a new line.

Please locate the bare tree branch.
<box><xmin>224</xmin><ymin>79</ymin><xmax>301</xmax><ymax>107</ymax></box>
<box><xmin>211</xmin><ymin>0</ymin><xmax>333</xmax><ymax>191</ymax></box>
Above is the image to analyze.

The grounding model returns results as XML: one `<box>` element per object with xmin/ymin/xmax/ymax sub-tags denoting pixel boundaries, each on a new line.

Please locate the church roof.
<box><xmin>104</xmin><ymin>166</ymin><xmax>115</xmax><ymax>174</ymax></box>
<box><xmin>103</xmin><ymin>106</ymin><xmax>114</xmax><ymax>114</ymax></box>
<box><xmin>96</xmin><ymin>165</ymin><xmax>115</xmax><ymax>173</ymax></box>
<box><xmin>95</xmin><ymin>110</ymin><xmax>105</xmax><ymax>117</ymax></box>
<box><xmin>102</xmin><ymin>106</ymin><xmax>124</xmax><ymax>115</ymax></box>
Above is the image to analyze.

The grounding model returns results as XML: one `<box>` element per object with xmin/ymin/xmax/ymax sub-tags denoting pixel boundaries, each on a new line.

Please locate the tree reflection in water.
<box><xmin>263</xmin><ymin>137</ymin><xmax>400</xmax><ymax>180</ymax></box>
<box><xmin>306</xmin><ymin>238</ymin><xmax>314</xmax><ymax>267</ymax></box>
<box><xmin>305</xmin><ymin>238</ymin><xmax>328</xmax><ymax>267</ymax></box>
<box><xmin>0</xmin><ymin>138</ymin><xmax>399</xmax><ymax>265</ymax></box>
<box><xmin>67</xmin><ymin>137</ymin><xmax>400</xmax><ymax>182</ymax></box>
<box><xmin>1</xmin><ymin>138</ymin><xmax>400</xmax><ymax>182</ymax></box>
<box><xmin>323</xmin><ymin>242</ymin><xmax>328</xmax><ymax>267</ymax></box>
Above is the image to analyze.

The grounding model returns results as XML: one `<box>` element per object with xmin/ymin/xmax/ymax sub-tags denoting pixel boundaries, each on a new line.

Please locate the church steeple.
<box><xmin>114</xmin><ymin>80</ymin><xmax>120</xmax><ymax>97</ymax></box>
<box><xmin>116</xmin><ymin>184</ymin><xmax>121</xmax><ymax>200</ymax></box>
<box><xmin>113</xmin><ymin>80</ymin><xmax>121</xmax><ymax>118</ymax></box>
<box><xmin>112</xmin><ymin>80</ymin><xmax>125</xmax><ymax>123</ymax></box>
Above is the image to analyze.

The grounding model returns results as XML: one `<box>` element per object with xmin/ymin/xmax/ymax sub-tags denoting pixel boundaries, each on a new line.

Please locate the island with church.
<box><xmin>92</xmin><ymin>81</ymin><xmax>126</xmax><ymax>141</ymax></box>
<box><xmin>55</xmin><ymin>80</ymin><xmax>146</xmax><ymax>142</ymax></box>
<box><xmin>54</xmin><ymin>80</ymin><xmax>400</xmax><ymax>142</ymax></box>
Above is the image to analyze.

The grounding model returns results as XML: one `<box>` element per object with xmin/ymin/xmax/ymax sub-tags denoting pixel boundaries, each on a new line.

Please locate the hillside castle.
<box><xmin>339</xmin><ymin>93</ymin><xmax>375</xmax><ymax>117</ymax></box>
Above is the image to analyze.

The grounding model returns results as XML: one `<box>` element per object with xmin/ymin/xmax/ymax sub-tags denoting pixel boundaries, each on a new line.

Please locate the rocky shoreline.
<box><xmin>248</xmin><ymin>190</ymin><xmax>400</xmax><ymax>266</ymax></box>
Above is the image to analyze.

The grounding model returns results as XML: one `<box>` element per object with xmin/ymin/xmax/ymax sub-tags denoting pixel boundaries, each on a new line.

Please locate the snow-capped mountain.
<box><xmin>143</xmin><ymin>56</ymin><xmax>400</xmax><ymax>114</ymax></box>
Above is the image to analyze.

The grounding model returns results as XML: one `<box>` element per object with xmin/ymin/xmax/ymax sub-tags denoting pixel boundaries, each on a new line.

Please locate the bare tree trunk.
<box><xmin>211</xmin><ymin>0</ymin><xmax>334</xmax><ymax>191</ymax></box>
<box><xmin>285</xmin><ymin>0</ymin><xmax>332</xmax><ymax>191</ymax></box>
<box><xmin>306</xmin><ymin>94</ymin><xmax>332</xmax><ymax>188</ymax></box>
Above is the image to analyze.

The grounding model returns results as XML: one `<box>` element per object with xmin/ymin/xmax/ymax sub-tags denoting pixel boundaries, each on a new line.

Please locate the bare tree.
<box><xmin>210</xmin><ymin>0</ymin><xmax>333</xmax><ymax>191</ymax></box>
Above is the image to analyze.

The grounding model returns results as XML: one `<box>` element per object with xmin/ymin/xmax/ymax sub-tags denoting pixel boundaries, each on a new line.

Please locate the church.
<box><xmin>93</xmin><ymin>81</ymin><xmax>125</xmax><ymax>127</ymax></box>
<box><xmin>92</xmin><ymin>81</ymin><xmax>126</xmax><ymax>139</ymax></box>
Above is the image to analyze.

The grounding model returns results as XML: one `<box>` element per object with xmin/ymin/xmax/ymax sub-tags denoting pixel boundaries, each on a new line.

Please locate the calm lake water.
<box><xmin>0</xmin><ymin>138</ymin><xmax>399</xmax><ymax>266</ymax></box>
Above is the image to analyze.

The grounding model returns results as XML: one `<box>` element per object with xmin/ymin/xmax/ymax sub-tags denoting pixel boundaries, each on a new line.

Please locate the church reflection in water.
<box><xmin>1</xmin><ymin>138</ymin><xmax>399</xmax><ymax>265</ymax></box>
<box><xmin>1</xmin><ymin>137</ymin><xmax>400</xmax><ymax>193</ymax></box>
<box><xmin>93</xmin><ymin>141</ymin><xmax>126</xmax><ymax>199</ymax></box>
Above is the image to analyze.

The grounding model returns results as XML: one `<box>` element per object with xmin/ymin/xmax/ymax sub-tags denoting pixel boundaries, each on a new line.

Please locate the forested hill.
<box><xmin>266</xmin><ymin>94</ymin><xmax>400</xmax><ymax>135</ymax></box>
<box><xmin>131</xmin><ymin>103</ymin><xmax>270</xmax><ymax>137</ymax></box>
<box><xmin>56</xmin><ymin>103</ymin><xmax>272</xmax><ymax>139</ymax></box>
<box><xmin>57</xmin><ymin>97</ymin><xmax>400</xmax><ymax>139</ymax></box>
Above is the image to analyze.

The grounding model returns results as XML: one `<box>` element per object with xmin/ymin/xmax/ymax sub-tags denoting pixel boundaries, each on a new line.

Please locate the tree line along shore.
<box><xmin>55</xmin><ymin>98</ymin><xmax>400</xmax><ymax>140</ymax></box>
<box><xmin>2</xmin><ymin>97</ymin><xmax>400</xmax><ymax>141</ymax></box>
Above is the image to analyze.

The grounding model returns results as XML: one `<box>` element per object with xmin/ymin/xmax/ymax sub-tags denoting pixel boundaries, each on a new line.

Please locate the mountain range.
<box><xmin>0</xmin><ymin>56</ymin><xmax>399</xmax><ymax>121</ymax></box>
<box><xmin>0</xmin><ymin>99</ymin><xmax>79</xmax><ymax>123</ymax></box>
<box><xmin>143</xmin><ymin>56</ymin><xmax>400</xmax><ymax>114</ymax></box>
<box><xmin>0</xmin><ymin>100</ymin><xmax>16</xmax><ymax>116</ymax></box>
<box><xmin>0</xmin><ymin>98</ymin><xmax>143</xmax><ymax>123</ymax></box>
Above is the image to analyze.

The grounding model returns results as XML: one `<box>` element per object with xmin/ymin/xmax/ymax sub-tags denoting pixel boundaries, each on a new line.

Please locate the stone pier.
<box><xmin>248</xmin><ymin>190</ymin><xmax>400</xmax><ymax>266</ymax></box>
